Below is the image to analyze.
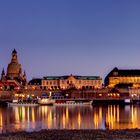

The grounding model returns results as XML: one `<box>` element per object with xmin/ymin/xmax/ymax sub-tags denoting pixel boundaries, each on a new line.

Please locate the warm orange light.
<box><xmin>117</xmin><ymin>94</ymin><xmax>120</xmax><ymax>97</ymax></box>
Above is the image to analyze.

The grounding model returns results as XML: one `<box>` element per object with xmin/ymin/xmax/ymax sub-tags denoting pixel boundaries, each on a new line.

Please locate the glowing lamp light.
<box><xmin>117</xmin><ymin>94</ymin><xmax>120</xmax><ymax>96</ymax></box>
<box><xmin>49</xmin><ymin>91</ymin><xmax>52</xmax><ymax>97</ymax></box>
<box><xmin>15</xmin><ymin>94</ymin><xmax>18</xmax><ymax>97</ymax></box>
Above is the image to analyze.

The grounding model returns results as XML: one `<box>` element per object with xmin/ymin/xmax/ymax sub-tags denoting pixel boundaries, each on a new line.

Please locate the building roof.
<box><xmin>28</xmin><ymin>78</ymin><xmax>42</xmax><ymax>85</ymax></box>
<box><xmin>117</xmin><ymin>70</ymin><xmax>140</xmax><ymax>76</ymax></box>
<box><xmin>44</xmin><ymin>76</ymin><xmax>62</xmax><ymax>80</ymax></box>
<box><xmin>108</xmin><ymin>67</ymin><xmax>140</xmax><ymax>77</ymax></box>
<box><xmin>76</xmin><ymin>76</ymin><xmax>101</xmax><ymax>80</ymax></box>
<box><xmin>0</xmin><ymin>80</ymin><xmax>20</xmax><ymax>87</ymax></box>
<box><xmin>43</xmin><ymin>75</ymin><xmax>101</xmax><ymax>80</ymax></box>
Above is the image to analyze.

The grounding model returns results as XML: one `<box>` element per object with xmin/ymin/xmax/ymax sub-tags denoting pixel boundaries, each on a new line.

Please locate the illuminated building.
<box><xmin>105</xmin><ymin>67</ymin><xmax>140</xmax><ymax>88</ymax></box>
<box><xmin>129</xmin><ymin>88</ymin><xmax>140</xmax><ymax>98</ymax></box>
<box><xmin>0</xmin><ymin>49</ymin><xmax>27</xmax><ymax>90</ymax></box>
<box><xmin>28</xmin><ymin>78</ymin><xmax>42</xmax><ymax>90</ymax></box>
<box><xmin>6</xmin><ymin>49</ymin><xmax>27</xmax><ymax>83</ymax></box>
<box><xmin>41</xmin><ymin>74</ymin><xmax>102</xmax><ymax>90</ymax></box>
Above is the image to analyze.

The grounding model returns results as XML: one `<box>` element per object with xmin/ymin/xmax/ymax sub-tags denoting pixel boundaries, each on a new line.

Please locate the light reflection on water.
<box><xmin>0</xmin><ymin>105</ymin><xmax>140</xmax><ymax>133</ymax></box>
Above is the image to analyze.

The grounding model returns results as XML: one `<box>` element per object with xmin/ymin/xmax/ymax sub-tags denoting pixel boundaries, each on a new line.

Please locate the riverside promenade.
<box><xmin>0</xmin><ymin>88</ymin><xmax>140</xmax><ymax>105</ymax></box>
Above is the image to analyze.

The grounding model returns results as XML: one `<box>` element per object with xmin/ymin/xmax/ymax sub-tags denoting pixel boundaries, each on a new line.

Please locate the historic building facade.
<box><xmin>0</xmin><ymin>49</ymin><xmax>27</xmax><ymax>90</ymax></box>
<box><xmin>105</xmin><ymin>67</ymin><xmax>140</xmax><ymax>88</ymax></box>
<box><xmin>41</xmin><ymin>74</ymin><xmax>102</xmax><ymax>90</ymax></box>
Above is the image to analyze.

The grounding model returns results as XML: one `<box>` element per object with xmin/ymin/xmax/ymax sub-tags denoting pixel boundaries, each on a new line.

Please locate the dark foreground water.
<box><xmin>0</xmin><ymin>105</ymin><xmax>140</xmax><ymax>133</ymax></box>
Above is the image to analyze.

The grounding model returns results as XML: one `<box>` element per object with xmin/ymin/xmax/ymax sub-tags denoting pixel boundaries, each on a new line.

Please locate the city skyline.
<box><xmin>1</xmin><ymin>0</ymin><xmax>140</xmax><ymax>80</ymax></box>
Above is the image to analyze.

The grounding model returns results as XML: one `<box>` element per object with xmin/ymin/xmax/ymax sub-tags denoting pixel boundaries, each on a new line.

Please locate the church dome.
<box><xmin>6</xmin><ymin>49</ymin><xmax>22</xmax><ymax>80</ymax></box>
<box><xmin>7</xmin><ymin>63</ymin><xmax>22</xmax><ymax>79</ymax></box>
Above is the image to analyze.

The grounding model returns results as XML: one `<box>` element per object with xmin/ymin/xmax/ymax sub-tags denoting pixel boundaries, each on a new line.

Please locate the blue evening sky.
<box><xmin>0</xmin><ymin>0</ymin><xmax>140</xmax><ymax>81</ymax></box>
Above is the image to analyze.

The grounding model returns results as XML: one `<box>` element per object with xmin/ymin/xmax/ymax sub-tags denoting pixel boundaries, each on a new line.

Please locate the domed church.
<box><xmin>0</xmin><ymin>49</ymin><xmax>27</xmax><ymax>90</ymax></box>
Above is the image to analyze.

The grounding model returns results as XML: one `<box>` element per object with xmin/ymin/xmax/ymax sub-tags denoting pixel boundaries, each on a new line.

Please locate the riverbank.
<box><xmin>0</xmin><ymin>129</ymin><xmax>140</xmax><ymax>140</ymax></box>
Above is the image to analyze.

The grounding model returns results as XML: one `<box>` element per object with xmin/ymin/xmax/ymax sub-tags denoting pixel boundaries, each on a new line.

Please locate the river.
<box><xmin>0</xmin><ymin>104</ymin><xmax>140</xmax><ymax>133</ymax></box>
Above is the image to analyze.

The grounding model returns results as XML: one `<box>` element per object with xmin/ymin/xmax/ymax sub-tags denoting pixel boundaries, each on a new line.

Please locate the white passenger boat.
<box><xmin>124</xmin><ymin>99</ymin><xmax>131</xmax><ymax>104</ymax></box>
<box><xmin>38</xmin><ymin>98</ymin><xmax>55</xmax><ymax>105</ymax></box>
<box><xmin>7</xmin><ymin>99</ymin><xmax>38</xmax><ymax>107</ymax></box>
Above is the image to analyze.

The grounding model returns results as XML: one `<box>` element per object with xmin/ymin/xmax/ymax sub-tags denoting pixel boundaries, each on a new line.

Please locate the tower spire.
<box><xmin>23</xmin><ymin>70</ymin><xmax>27</xmax><ymax>81</ymax></box>
<box><xmin>11</xmin><ymin>49</ymin><xmax>18</xmax><ymax>63</ymax></box>
<box><xmin>1</xmin><ymin>68</ymin><xmax>5</xmax><ymax>81</ymax></box>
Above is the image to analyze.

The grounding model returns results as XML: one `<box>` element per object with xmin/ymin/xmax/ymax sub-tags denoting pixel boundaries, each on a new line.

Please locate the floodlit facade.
<box><xmin>41</xmin><ymin>74</ymin><xmax>102</xmax><ymax>90</ymax></box>
<box><xmin>105</xmin><ymin>67</ymin><xmax>140</xmax><ymax>88</ymax></box>
<box><xmin>0</xmin><ymin>49</ymin><xmax>27</xmax><ymax>90</ymax></box>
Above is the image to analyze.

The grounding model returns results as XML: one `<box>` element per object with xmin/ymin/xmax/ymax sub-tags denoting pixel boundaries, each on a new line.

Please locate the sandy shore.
<box><xmin>0</xmin><ymin>129</ymin><xmax>140</xmax><ymax>140</ymax></box>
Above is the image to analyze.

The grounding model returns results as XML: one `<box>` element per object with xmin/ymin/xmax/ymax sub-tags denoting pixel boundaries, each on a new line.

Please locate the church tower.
<box><xmin>23</xmin><ymin>71</ymin><xmax>27</xmax><ymax>81</ymax></box>
<box><xmin>22</xmin><ymin>70</ymin><xmax>27</xmax><ymax>85</ymax></box>
<box><xmin>6</xmin><ymin>49</ymin><xmax>23</xmax><ymax>80</ymax></box>
<box><xmin>11</xmin><ymin>49</ymin><xmax>18</xmax><ymax>63</ymax></box>
<box><xmin>1</xmin><ymin>68</ymin><xmax>6</xmax><ymax>81</ymax></box>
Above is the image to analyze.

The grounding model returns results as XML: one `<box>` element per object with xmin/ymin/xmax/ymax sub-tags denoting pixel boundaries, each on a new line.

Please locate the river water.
<box><xmin>0</xmin><ymin>105</ymin><xmax>140</xmax><ymax>133</ymax></box>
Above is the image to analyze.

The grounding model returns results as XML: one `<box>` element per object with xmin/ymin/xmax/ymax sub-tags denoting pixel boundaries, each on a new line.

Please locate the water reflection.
<box><xmin>0</xmin><ymin>105</ymin><xmax>140</xmax><ymax>133</ymax></box>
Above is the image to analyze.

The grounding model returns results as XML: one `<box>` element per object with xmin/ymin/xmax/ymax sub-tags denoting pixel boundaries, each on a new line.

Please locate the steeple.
<box><xmin>23</xmin><ymin>70</ymin><xmax>27</xmax><ymax>82</ymax></box>
<box><xmin>1</xmin><ymin>68</ymin><xmax>6</xmax><ymax>81</ymax></box>
<box><xmin>12</xmin><ymin>49</ymin><xmax>17</xmax><ymax>54</ymax></box>
<box><xmin>11</xmin><ymin>49</ymin><xmax>18</xmax><ymax>63</ymax></box>
<box><xmin>1</xmin><ymin>68</ymin><xmax>5</xmax><ymax>75</ymax></box>
<box><xmin>18</xmin><ymin>67</ymin><xmax>22</xmax><ymax>79</ymax></box>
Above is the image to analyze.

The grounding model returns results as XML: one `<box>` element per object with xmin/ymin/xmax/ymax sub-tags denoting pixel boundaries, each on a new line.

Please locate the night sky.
<box><xmin>0</xmin><ymin>0</ymin><xmax>140</xmax><ymax>81</ymax></box>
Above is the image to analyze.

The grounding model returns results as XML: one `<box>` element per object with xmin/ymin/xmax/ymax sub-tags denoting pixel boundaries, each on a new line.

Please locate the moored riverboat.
<box><xmin>38</xmin><ymin>98</ymin><xmax>56</xmax><ymax>105</ymax></box>
<box><xmin>54</xmin><ymin>100</ymin><xmax>93</xmax><ymax>106</ymax></box>
<box><xmin>7</xmin><ymin>99</ymin><xmax>39</xmax><ymax>107</ymax></box>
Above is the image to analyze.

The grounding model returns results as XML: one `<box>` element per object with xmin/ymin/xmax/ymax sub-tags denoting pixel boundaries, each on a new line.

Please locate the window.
<box><xmin>42</xmin><ymin>81</ymin><xmax>46</xmax><ymax>86</ymax></box>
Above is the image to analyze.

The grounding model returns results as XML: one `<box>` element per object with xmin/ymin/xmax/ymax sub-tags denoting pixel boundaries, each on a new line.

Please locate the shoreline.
<box><xmin>1</xmin><ymin>129</ymin><xmax>140</xmax><ymax>140</ymax></box>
